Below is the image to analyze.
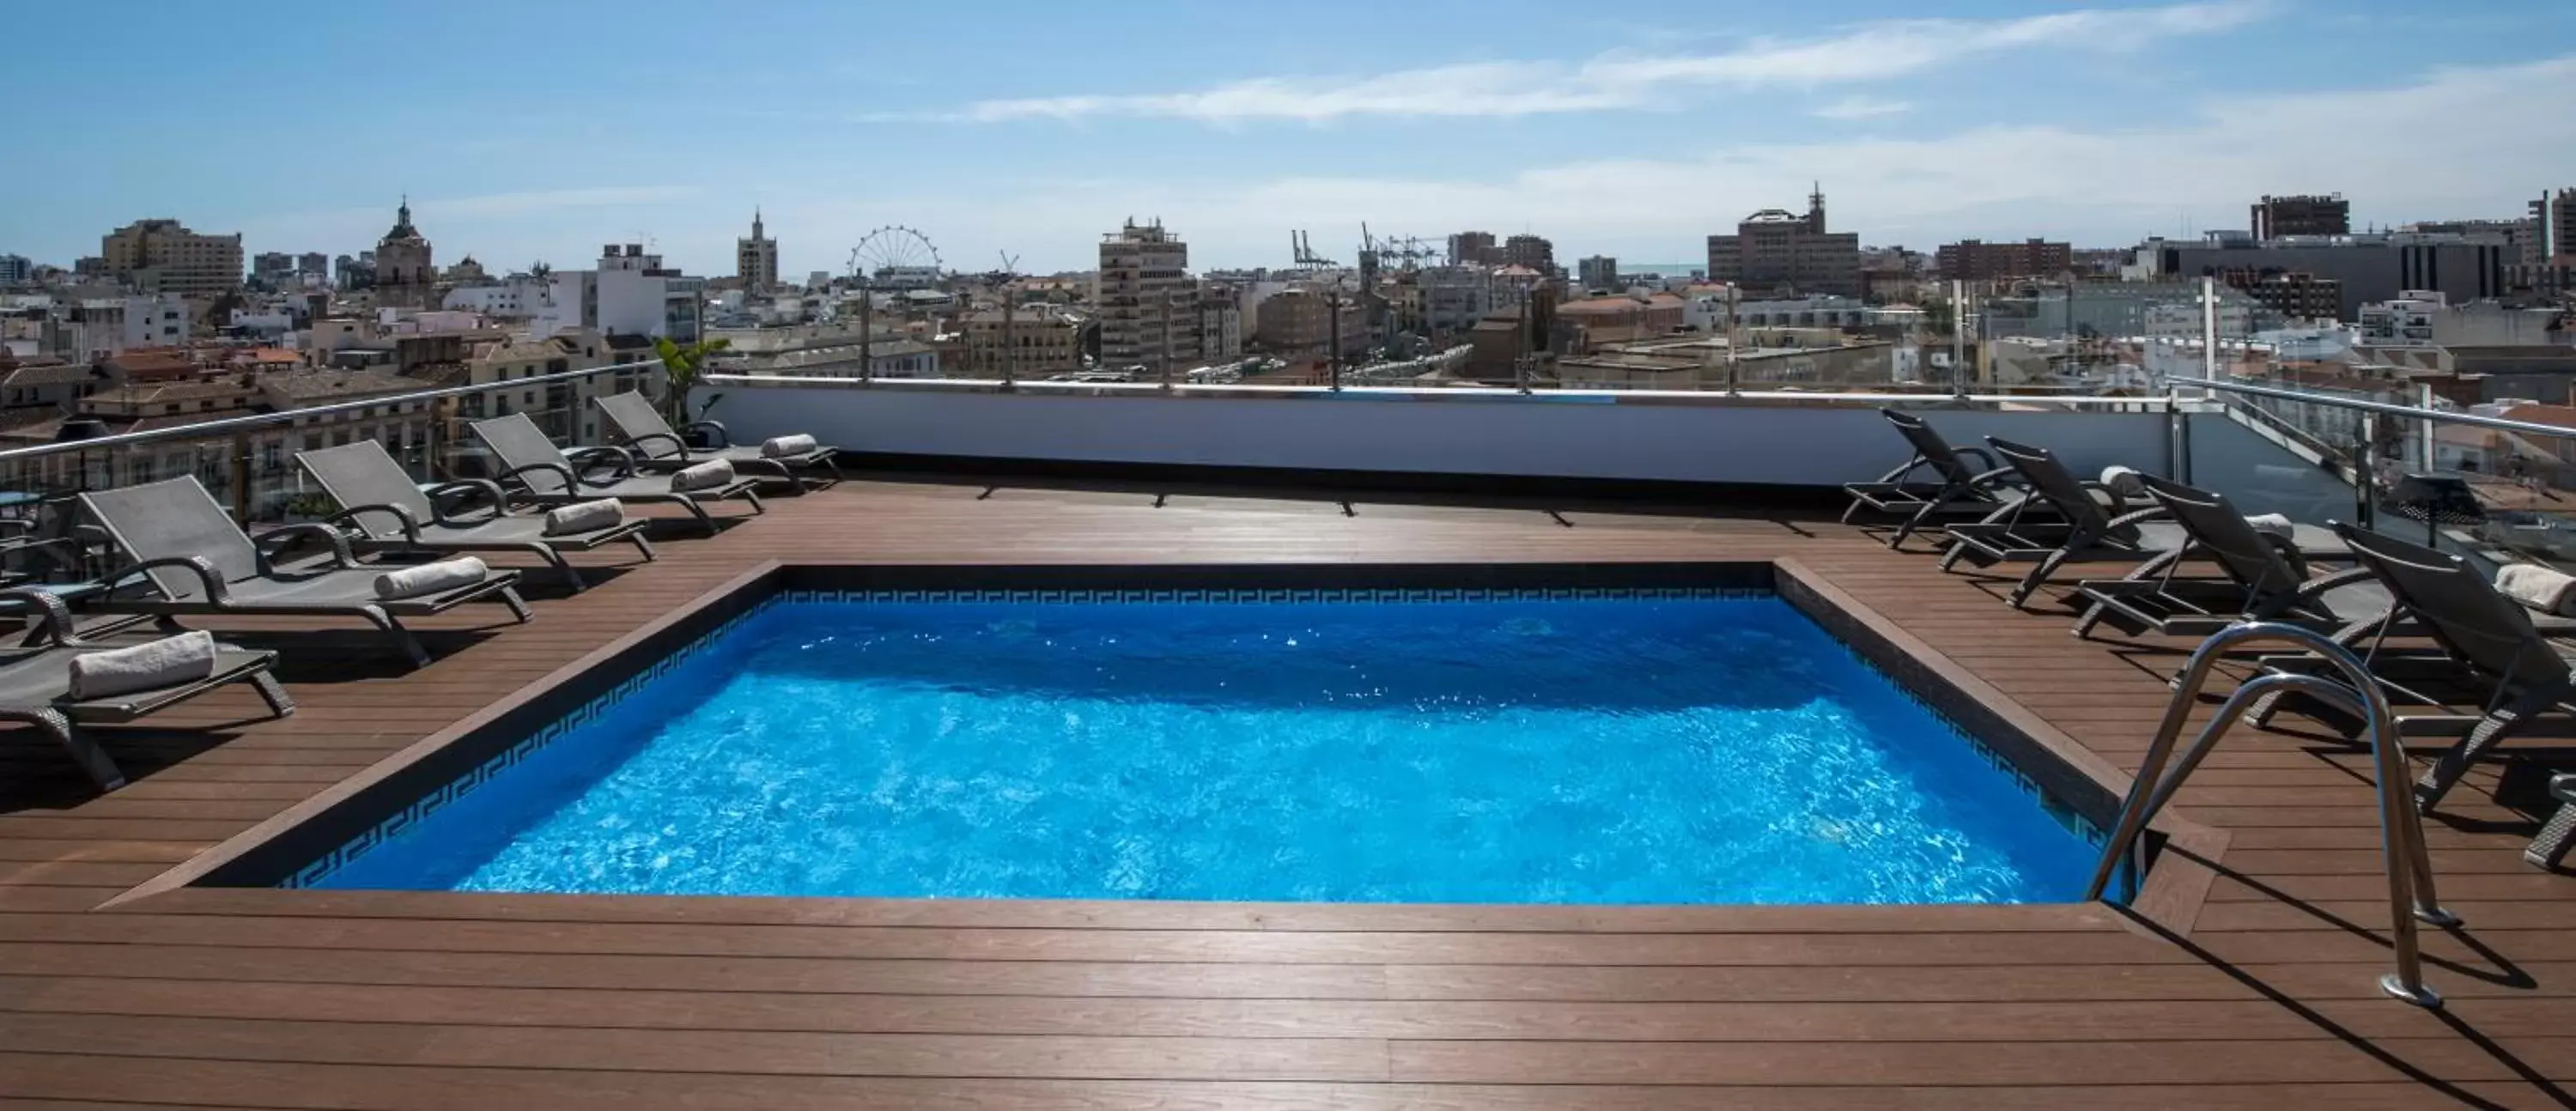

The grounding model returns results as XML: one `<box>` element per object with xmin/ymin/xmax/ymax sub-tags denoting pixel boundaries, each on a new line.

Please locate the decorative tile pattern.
<box><xmin>779</xmin><ymin>586</ymin><xmax>1769</xmax><ymax>604</ymax></box>
<box><xmin>282</xmin><ymin>593</ymin><xmax>783</xmax><ymax>889</ymax></box>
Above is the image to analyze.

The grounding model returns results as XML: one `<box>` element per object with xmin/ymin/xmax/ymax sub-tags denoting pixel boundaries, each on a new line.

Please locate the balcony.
<box><xmin>0</xmin><ymin>355</ymin><xmax>2571</xmax><ymax>1105</ymax></box>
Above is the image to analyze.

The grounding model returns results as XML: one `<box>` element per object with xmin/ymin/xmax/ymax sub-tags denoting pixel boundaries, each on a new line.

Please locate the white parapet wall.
<box><xmin>697</xmin><ymin>378</ymin><xmax>2186</xmax><ymax>489</ymax></box>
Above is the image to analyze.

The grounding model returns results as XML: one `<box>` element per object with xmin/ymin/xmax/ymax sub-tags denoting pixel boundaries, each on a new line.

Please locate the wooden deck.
<box><xmin>3</xmin><ymin>477</ymin><xmax>2571</xmax><ymax>1109</ymax></box>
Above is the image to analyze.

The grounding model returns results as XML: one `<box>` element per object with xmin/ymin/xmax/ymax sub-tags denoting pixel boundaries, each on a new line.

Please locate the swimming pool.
<box><xmin>312</xmin><ymin>590</ymin><xmax>2102</xmax><ymax>904</ymax></box>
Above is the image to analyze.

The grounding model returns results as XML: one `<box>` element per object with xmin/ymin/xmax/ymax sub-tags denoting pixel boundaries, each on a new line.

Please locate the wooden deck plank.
<box><xmin>0</xmin><ymin>481</ymin><xmax>2569</xmax><ymax>1108</ymax></box>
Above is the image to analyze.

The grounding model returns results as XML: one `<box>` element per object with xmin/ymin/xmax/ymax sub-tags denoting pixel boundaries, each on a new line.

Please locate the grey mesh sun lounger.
<box><xmin>0</xmin><ymin>586</ymin><xmax>293</xmax><ymax>790</ymax></box>
<box><xmin>298</xmin><ymin>440</ymin><xmax>654</xmax><ymax>592</ymax></box>
<box><xmin>595</xmin><ymin>391</ymin><xmax>840</xmax><ymax>491</ymax></box>
<box><xmin>470</xmin><ymin>412</ymin><xmax>765</xmax><ymax>536</ymax></box>
<box><xmin>1840</xmin><ymin>410</ymin><xmax>2032</xmax><ymax>549</ymax></box>
<box><xmin>1938</xmin><ymin>436</ymin><xmax>2343</xmax><ymax>609</ymax></box>
<box><xmin>2071</xmin><ymin>474</ymin><xmax>2387</xmax><ymax>640</ymax></box>
<box><xmin>77</xmin><ymin>477</ymin><xmax>530</xmax><ymax>669</ymax></box>
<box><xmin>2532</xmin><ymin>772</ymin><xmax>2574</xmax><ymax>871</ymax></box>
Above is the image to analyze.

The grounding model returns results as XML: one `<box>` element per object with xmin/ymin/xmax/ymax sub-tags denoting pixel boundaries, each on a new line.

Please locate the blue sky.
<box><xmin>3</xmin><ymin>0</ymin><xmax>2567</xmax><ymax>276</ymax></box>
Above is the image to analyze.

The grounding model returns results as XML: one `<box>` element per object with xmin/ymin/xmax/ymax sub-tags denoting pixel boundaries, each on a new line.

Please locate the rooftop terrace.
<box><xmin>3</xmin><ymin>472</ymin><xmax>2571</xmax><ymax>1108</ymax></box>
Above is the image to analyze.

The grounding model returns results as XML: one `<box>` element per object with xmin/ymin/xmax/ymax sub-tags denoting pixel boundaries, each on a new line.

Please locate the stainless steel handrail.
<box><xmin>702</xmin><ymin>372</ymin><xmax>2206</xmax><ymax>410</ymax></box>
<box><xmin>2085</xmin><ymin>622</ymin><xmax>2458</xmax><ymax>1008</ymax></box>
<box><xmin>0</xmin><ymin>357</ymin><xmax>666</xmax><ymax>464</ymax></box>
<box><xmin>2171</xmin><ymin>375</ymin><xmax>2576</xmax><ymax>443</ymax></box>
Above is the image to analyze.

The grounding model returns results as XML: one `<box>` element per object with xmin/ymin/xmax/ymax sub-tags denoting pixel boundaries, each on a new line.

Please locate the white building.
<box><xmin>443</xmin><ymin>273</ymin><xmax>553</xmax><ymax>319</ymax></box>
<box><xmin>2143</xmin><ymin>300</ymin><xmax>2257</xmax><ymax>340</ymax></box>
<box><xmin>45</xmin><ymin>294</ymin><xmax>188</xmax><ymax>359</ymax></box>
<box><xmin>1097</xmin><ymin>220</ymin><xmax>1195</xmax><ymax>369</ymax></box>
<box><xmin>532</xmin><ymin>245</ymin><xmax>701</xmax><ymax>342</ymax></box>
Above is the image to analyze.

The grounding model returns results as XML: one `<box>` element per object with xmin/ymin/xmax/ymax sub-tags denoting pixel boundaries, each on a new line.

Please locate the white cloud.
<box><xmin>951</xmin><ymin>1</ymin><xmax>2269</xmax><ymax>124</ymax></box>
<box><xmin>797</xmin><ymin>52</ymin><xmax>2571</xmax><ymax>271</ymax></box>
<box><xmin>1811</xmin><ymin>96</ymin><xmax>1914</xmax><ymax>121</ymax></box>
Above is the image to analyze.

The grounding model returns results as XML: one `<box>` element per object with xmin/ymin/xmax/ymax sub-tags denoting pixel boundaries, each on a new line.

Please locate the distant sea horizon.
<box><xmin>1615</xmin><ymin>263</ymin><xmax>1704</xmax><ymax>276</ymax></box>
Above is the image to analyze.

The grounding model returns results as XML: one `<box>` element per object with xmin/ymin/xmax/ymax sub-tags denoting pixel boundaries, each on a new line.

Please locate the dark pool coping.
<box><xmin>110</xmin><ymin>559</ymin><xmax>2222</xmax><ymax>937</ymax></box>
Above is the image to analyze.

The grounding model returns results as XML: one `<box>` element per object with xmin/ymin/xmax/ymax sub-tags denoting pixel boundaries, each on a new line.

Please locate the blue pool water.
<box><xmin>319</xmin><ymin>595</ymin><xmax>2103</xmax><ymax>903</ymax></box>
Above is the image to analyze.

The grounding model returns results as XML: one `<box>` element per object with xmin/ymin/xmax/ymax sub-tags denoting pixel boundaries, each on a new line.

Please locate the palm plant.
<box><xmin>652</xmin><ymin>337</ymin><xmax>732</xmax><ymax>423</ymax></box>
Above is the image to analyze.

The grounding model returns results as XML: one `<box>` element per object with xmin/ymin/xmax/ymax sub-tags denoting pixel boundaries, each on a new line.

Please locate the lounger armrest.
<box><xmin>683</xmin><ymin>419</ymin><xmax>732</xmax><ymax>448</ymax></box>
<box><xmin>254</xmin><ymin>522</ymin><xmax>360</xmax><ymax>572</ymax></box>
<box><xmin>563</xmin><ymin>445</ymin><xmax>638</xmax><ymax>481</ymax></box>
<box><xmin>426</xmin><ymin>479</ymin><xmax>510</xmax><ymax>525</ymax></box>
<box><xmin>2248</xmin><ymin>566</ymin><xmax>2379</xmax><ymax>621</ymax></box>
<box><xmin>322</xmin><ymin>503</ymin><xmax>422</xmax><ymax>543</ymax></box>
<box><xmin>498</xmin><ymin>460</ymin><xmax>586</xmax><ymax>494</ymax></box>
<box><xmin>624</xmin><ymin>430</ymin><xmax>694</xmax><ymax>463</ymax></box>
<box><xmin>0</xmin><ymin>586</ymin><xmax>76</xmax><ymax>646</ymax></box>
<box><xmin>2080</xmin><ymin>480</ymin><xmax>2135</xmax><ymax>517</ymax></box>
<box><xmin>103</xmin><ymin>556</ymin><xmax>230</xmax><ymax>605</ymax></box>
<box><xmin>1955</xmin><ymin>446</ymin><xmax>2001</xmax><ymax>473</ymax></box>
<box><xmin>2105</xmin><ymin>505</ymin><xmax>2167</xmax><ymax>530</ymax></box>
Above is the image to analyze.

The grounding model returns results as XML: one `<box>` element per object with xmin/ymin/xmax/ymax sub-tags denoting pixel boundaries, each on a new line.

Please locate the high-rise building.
<box><xmin>0</xmin><ymin>254</ymin><xmax>32</xmax><ymax>285</ymax></box>
<box><xmin>2221</xmin><ymin>269</ymin><xmax>2342</xmax><ymax>322</ymax></box>
<box><xmin>373</xmin><ymin>198</ymin><xmax>436</xmax><ymax>308</ymax></box>
<box><xmin>1447</xmin><ymin>231</ymin><xmax>1498</xmax><ymax>266</ymax></box>
<box><xmin>1576</xmin><ymin>255</ymin><xmax>1619</xmax><ymax>291</ymax></box>
<box><xmin>1935</xmin><ymin>239</ymin><xmax>2072</xmax><ymax>282</ymax></box>
<box><xmin>99</xmin><ymin>218</ymin><xmax>243</xmax><ymax>296</ymax></box>
<box><xmin>1705</xmin><ymin>185</ymin><xmax>1861</xmax><ymax>297</ymax></box>
<box><xmin>252</xmin><ymin>252</ymin><xmax>295</xmax><ymax>283</ymax></box>
<box><xmin>1503</xmin><ymin>234</ymin><xmax>1555</xmax><ymax>274</ymax></box>
<box><xmin>2535</xmin><ymin>188</ymin><xmax>2575</xmax><ymax>262</ymax></box>
<box><xmin>2250</xmin><ymin>194</ymin><xmax>2350</xmax><ymax>240</ymax></box>
<box><xmin>1096</xmin><ymin>219</ymin><xmax>1197</xmax><ymax>371</ymax></box>
<box><xmin>297</xmin><ymin>252</ymin><xmax>330</xmax><ymax>280</ymax></box>
<box><xmin>736</xmin><ymin>209</ymin><xmax>779</xmax><ymax>291</ymax></box>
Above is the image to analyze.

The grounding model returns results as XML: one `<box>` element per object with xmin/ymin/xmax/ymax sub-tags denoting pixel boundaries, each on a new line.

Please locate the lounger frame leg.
<box><xmin>250</xmin><ymin>671</ymin><xmax>297</xmax><ymax>719</ymax></box>
<box><xmin>628</xmin><ymin>532</ymin><xmax>657</xmax><ymax>563</ymax></box>
<box><xmin>498</xmin><ymin>586</ymin><xmax>533</xmax><ymax>624</ymax></box>
<box><xmin>2416</xmin><ymin>683</ymin><xmax>2560</xmax><ymax>812</ymax></box>
<box><xmin>2529</xmin><ymin>796</ymin><xmax>2575</xmax><ymax>871</ymax></box>
<box><xmin>533</xmin><ymin>544</ymin><xmax>587</xmax><ymax>592</ymax></box>
<box><xmin>12</xmin><ymin>708</ymin><xmax>125</xmax><ymax>791</ymax></box>
<box><xmin>743</xmin><ymin>489</ymin><xmax>767</xmax><ymax>516</ymax></box>
<box><xmin>360</xmin><ymin>605</ymin><xmax>434</xmax><ymax>669</ymax></box>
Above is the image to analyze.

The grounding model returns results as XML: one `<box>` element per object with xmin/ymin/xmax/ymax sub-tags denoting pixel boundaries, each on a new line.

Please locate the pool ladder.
<box><xmin>2084</xmin><ymin>622</ymin><xmax>2458</xmax><ymax>1008</ymax></box>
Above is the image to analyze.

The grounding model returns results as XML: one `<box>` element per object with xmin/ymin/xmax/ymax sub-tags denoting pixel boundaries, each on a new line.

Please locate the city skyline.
<box><xmin>2</xmin><ymin>0</ymin><xmax>2570</xmax><ymax>276</ymax></box>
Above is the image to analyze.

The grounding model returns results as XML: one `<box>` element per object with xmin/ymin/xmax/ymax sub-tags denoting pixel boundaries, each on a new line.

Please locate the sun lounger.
<box><xmin>2071</xmin><ymin>474</ymin><xmax>2385</xmax><ymax>640</ymax></box>
<box><xmin>0</xmin><ymin>586</ymin><xmax>292</xmax><ymax>789</ymax></box>
<box><xmin>77</xmin><ymin>477</ymin><xmax>529</xmax><ymax>669</ymax></box>
<box><xmin>1840</xmin><ymin>410</ymin><xmax>2029</xmax><ymax>549</ymax></box>
<box><xmin>595</xmin><ymin>391</ymin><xmax>840</xmax><ymax>491</ymax></box>
<box><xmin>298</xmin><ymin>440</ymin><xmax>654</xmax><ymax>592</ymax></box>
<box><xmin>470</xmin><ymin>412</ymin><xmax>764</xmax><ymax>536</ymax></box>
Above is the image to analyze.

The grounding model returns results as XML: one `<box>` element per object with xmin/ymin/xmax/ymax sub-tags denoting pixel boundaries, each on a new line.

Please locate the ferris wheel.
<box><xmin>847</xmin><ymin>226</ymin><xmax>944</xmax><ymax>287</ymax></box>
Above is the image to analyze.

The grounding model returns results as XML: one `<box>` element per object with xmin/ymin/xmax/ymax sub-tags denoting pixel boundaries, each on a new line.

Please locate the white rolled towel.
<box><xmin>2243</xmin><ymin>513</ymin><xmax>2295</xmax><ymax>539</ymax></box>
<box><xmin>670</xmin><ymin>458</ymin><xmax>736</xmax><ymax>493</ymax></box>
<box><xmin>543</xmin><ymin>499</ymin><xmax>625</xmax><ymax>537</ymax></box>
<box><xmin>375</xmin><ymin>556</ymin><xmax>489</xmax><ymax>601</ymax></box>
<box><xmin>2099</xmin><ymin>466</ymin><xmax>2148</xmax><ymax>498</ymax></box>
<box><xmin>2497</xmin><ymin>562</ymin><xmax>2576</xmax><ymax>616</ymax></box>
<box><xmin>761</xmin><ymin>434</ymin><xmax>817</xmax><ymax>458</ymax></box>
<box><xmin>67</xmin><ymin>630</ymin><xmax>217</xmax><ymax>701</ymax></box>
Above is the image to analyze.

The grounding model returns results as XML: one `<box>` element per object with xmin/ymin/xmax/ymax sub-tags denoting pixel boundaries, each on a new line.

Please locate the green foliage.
<box><xmin>653</xmin><ymin>337</ymin><xmax>733</xmax><ymax>422</ymax></box>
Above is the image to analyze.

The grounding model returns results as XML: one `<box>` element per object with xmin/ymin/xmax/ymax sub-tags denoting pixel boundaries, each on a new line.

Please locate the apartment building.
<box><xmin>100</xmin><ymin>218</ymin><xmax>243</xmax><ymax>297</ymax></box>
<box><xmin>1251</xmin><ymin>288</ymin><xmax>1366</xmax><ymax>362</ymax></box>
<box><xmin>1576</xmin><ymin>256</ymin><xmax>1619</xmax><ymax>292</ymax></box>
<box><xmin>1503</xmin><ymin>234</ymin><xmax>1556</xmax><ymax>274</ymax></box>
<box><xmin>1096</xmin><ymin>220</ymin><xmax>1197</xmax><ymax>371</ymax></box>
<box><xmin>2251</xmin><ymin>194</ymin><xmax>2350</xmax><ymax>240</ymax></box>
<box><xmin>1935</xmin><ymin>239</ymin><xmax>2072</xmax><ymax>282</ymax></box>
<box><xmin>0</xmin><ymin>254</ymin><xmax>33</xmax><ymax>285</ymax></box>
<box><xmin>2224</xmin><ymin>270</ymin><xmax>2342</xmax><ymax>322</ymax></box>
<box><xmin>449</xmin><ymin>327</ymin><xmax>645</xmax><ymax>444</ymax></box>
<box><xmin>961</xmin><ymin>307</ymin><xmax>1087</xmax><ymax>378</ymax></box>
<box><xmin>1705</xmin><ymin>187</ymin><xmax>1861</xmax><ymax>297</ymax></box>
<box><xmin>1447</xmin><ymin>231</ymin><xmax>1499</xmax><ymax>266</ymax></box>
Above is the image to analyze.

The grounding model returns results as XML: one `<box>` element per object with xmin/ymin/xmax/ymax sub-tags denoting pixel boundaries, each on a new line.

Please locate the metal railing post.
<box><xmin>2087</xmin><ymin>622</ymin><xmax>2454</xmax><ymax>1008</ymax></box>
<box><xmin>2357</xmin><ymin>412</ymin><xmax>2380</xmax><ymax>530</ymax></box>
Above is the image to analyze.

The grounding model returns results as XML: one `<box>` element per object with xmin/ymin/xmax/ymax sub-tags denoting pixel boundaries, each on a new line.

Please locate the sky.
<box><xmin>3</xmin><ymin>0</ymin><xmax>2570</xmax><ymax>277</ymax></box>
